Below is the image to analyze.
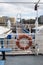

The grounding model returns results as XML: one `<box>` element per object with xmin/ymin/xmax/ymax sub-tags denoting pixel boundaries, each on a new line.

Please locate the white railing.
<box><xmin>0</xmin><ymin>33</ymin><xmax>43</xmax><ymax>55</ymax></box>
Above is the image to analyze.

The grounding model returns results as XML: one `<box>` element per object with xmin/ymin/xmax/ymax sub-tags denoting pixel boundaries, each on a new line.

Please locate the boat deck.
<box><xmin>0</xmin><ymin>55</ymin><xmax>43</xmax><ymax>65</ymax></box>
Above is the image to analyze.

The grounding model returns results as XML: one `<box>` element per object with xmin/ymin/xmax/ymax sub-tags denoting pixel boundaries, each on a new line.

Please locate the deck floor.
<box><xmin>0</xmin><ymin>55</ymin><xmax>43</xmax><ymax>65</ymax></box>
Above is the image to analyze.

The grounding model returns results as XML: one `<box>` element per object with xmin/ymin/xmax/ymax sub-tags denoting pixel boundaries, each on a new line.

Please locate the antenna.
<box><xmin>35</xmin><ymin>0</ymin><xmax>40</xmax><ymax>45</ymax></box>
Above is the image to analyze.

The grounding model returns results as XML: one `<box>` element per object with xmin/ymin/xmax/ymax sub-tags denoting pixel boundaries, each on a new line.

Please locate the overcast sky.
<box><xmin>0</xmin><ymin>0</ymin><xmax>43</xmax><ymax>2</ymax></box>
<box><xmin>0</xmin><ymin>0</ymin><xmax>43</xmax><ymax>19</ymax></box>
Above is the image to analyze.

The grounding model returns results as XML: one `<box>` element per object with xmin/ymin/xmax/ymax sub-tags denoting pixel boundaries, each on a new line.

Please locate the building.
<box><xmin>9</xmin><ymin>17</ymin><xmax>16</xmax><ymax>26</ymax></box>
<box><xmin>0</xmin><ymin>16</ymin><xmax>16</xmax><ymax>26</ymax></box>
<box><xmin>38</xmin><ymin>15</ymin><xmax>43</xmax><ymax>24</ymax></box>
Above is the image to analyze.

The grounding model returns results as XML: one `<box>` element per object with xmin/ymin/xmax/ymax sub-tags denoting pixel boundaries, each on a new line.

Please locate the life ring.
<box><xmin>16</xmin><ymin>35</ymin><xmax>32</xmax><ymax>50</ymax></box>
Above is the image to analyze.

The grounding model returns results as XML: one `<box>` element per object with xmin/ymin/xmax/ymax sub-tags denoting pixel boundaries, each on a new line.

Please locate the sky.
<box><xmin>0</xmin><ymin>0</ymin><xmax>43</xmax><ymax>2</ymax></box>
<box><xmin>0</xmin><ymin>0</ymin><xmax>43</xmax><ymax>19</ymax></box>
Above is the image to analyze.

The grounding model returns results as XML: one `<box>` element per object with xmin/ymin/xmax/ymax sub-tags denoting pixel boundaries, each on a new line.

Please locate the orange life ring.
<box><xmin>16</xmin><ymin>35</ymin><xmax>32</xmax><ymax>50</ymax></box>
